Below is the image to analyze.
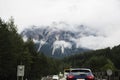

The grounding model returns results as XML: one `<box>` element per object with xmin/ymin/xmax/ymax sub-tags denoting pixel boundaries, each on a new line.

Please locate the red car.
<box><xmin>66</xmin><ymin>68</ymin><xmax>94</xmax><ymax>80</ymax></box>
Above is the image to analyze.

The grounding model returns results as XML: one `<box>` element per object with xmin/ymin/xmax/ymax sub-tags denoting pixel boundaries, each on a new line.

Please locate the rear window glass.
<box><xmin>65</xmin><ymin>70</ymin><xmax>70</xmax><ymax>72</ymax></box>
<box><xmin>71</xmin><ymin>70</ymin><xmax>90</xmax><ymax>72</ymax></box>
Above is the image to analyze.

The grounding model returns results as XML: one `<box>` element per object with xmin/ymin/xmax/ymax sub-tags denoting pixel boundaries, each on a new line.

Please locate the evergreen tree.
<box><xmin>0</xmin><ymin>17</ymin><xmax>31</xmax><ymax>80</ymax></box>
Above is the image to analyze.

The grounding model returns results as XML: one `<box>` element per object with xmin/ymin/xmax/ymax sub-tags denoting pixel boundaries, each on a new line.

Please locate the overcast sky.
<box><xmin>1</xmin><ymin>0</ymin><xmax>120</xmax><ymax>49</ymax></box>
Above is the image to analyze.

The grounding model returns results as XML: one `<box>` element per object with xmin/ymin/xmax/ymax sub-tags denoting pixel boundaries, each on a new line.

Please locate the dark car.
<box><xmin>66</xmin><ymin>68</ymin><xmax>94</xmax><ymax>80</ymax></box>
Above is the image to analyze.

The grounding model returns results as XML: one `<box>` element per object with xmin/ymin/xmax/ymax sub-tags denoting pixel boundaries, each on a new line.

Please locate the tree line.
<box><xmin>0</xmin><ymin>17</ymin><xmax>64</xmax><ymax>80</ymax></box>
<box><xmin>63</xmin><ymin>46</ymin><xmax>120</xmax><ymax>72</ymax></box>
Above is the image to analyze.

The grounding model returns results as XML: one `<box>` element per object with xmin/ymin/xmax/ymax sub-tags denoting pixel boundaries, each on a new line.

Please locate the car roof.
<box><xmin>64</xmin><ymin>68</ymin><xmax>92</xmax><ymax>72</ymax></box>
<box><xmin>69</xmin><ymin>68</ymin><xmax>91</xmax><ymax>71</ymax></box>
<box><xmin>70</xmin><ymin>68</ymin><xmax>90</xmax><ymax>70</ymax></box>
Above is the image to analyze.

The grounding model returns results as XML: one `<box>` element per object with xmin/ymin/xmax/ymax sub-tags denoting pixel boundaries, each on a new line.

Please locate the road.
<box><xmin>41</xmin><ymin>76</ymin><xmax>66</xmax><ymax>80</ymax></box>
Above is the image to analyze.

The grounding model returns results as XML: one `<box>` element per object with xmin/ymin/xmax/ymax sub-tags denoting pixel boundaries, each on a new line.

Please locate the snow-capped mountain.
<box><xmin>21</xmin><ymin>22</ymin><xmax>99</xmax><ymax>57</ymax></box>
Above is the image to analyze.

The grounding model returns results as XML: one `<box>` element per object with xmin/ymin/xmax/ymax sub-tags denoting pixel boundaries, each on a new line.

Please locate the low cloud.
<box><xmin>70</xmin><ymin>28</ymin><xmax>120</xmax><ymax>50</ymax></box>
<box><xmin>52</xmin><ymin>40</ymin><xmax>72</xmax><ymax>55</ymax></box>
<box><xmin>53</xmin><ymin>40</ymin><xmax>72</xmax><ymax>49</ymax></box>
<box><xmin>75</xmin><ymin>36</ymin><xmax>107</xmax><ymax>50</ymax></box>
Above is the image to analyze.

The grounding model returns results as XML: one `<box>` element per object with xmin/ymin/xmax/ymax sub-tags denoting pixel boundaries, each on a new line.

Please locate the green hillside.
<box><xmin>63</xmin><ymin>46</ymin><xmax>120</xmax><ymax>72</ymax></box>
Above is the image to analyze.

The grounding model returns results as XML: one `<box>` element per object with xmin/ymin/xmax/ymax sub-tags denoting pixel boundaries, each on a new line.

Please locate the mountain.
<box><xmin>21</xmin><ymin>22</ymin><xmax>99</xmax><ymax>58</ymax></box>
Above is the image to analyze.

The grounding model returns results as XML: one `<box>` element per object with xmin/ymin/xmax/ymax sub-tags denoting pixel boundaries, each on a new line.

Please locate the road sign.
<box><xmin>107</xmin><ymin>69</ymin><xmax>112</xmax><ymax>76</ymax></box>
<box><xmin>17</xmin><ymin>65</ymin><xmax>25</xmax><ymax>76</ymax></box>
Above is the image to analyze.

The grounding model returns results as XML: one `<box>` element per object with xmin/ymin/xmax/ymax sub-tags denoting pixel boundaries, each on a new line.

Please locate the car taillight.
<box><xmin>68</xmin><ymin>75</ymin><xmax>75</xmax><ymax>79</ymax></box>
<box><xmin>86</xmin><ymin>75</ymin><xmax>94</xmax><ymax>80</ymax></box>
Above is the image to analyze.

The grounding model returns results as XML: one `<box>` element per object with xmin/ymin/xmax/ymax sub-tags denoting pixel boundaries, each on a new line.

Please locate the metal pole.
<box><xmin>22</xmin><ymin>76</ymin><xmax>23</xmax><ymax>80</ymax></box>
<box><xmin>17</xmin><ymin>76</ymin><xmax>19</xmax><ymax>80</ymax></box>
<box><xmin>108</xmin><ymin>76</ymin><xmax>110</xmax><ymax>80</ymax></box>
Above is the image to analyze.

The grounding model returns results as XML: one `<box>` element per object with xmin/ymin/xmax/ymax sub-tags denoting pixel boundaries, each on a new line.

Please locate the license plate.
<box><xmin>77</xmin><ymin>79</ymin><xmax>85</xmax><ymax>80</ymax></box>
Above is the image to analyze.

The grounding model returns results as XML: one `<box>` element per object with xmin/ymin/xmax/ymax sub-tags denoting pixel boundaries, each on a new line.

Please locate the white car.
<box><xmin>52</xmin><ymin>75</ymin><xmax>59</xmax><ymax>80</ymax></box>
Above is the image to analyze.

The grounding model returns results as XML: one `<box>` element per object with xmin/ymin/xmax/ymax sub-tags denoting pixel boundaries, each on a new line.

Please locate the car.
<box><xmin>66</xmin><ymin>68</ymin><xmax>94</xmax><ymax>80</ymax></box>
<box><xmin>52</xmin><ymin>75</ymin><xmax>59</xmax><ymax>80</ymax></box>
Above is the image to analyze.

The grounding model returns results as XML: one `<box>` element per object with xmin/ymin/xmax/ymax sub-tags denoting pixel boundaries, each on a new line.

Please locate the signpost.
<box><xmin>107</xmin><ymin>69</ymin><xmax>112</xmax><ymax>80</ymax></box>
<box><xmin>17</xmin><ymin>65</ymin><xmax>25</xmax><ymax>80</ymax></box>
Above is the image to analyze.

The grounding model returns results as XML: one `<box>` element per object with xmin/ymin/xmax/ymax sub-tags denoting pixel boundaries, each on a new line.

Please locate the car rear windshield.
<box><xmin>65</xmin><ymin>70</ymin><xmax>70</xmax><ymax>72</ymax></box>
<box><xmin>71</xmin><ymin>70</ymin><xmax>90</xmax><ymax>73</ymax></box>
